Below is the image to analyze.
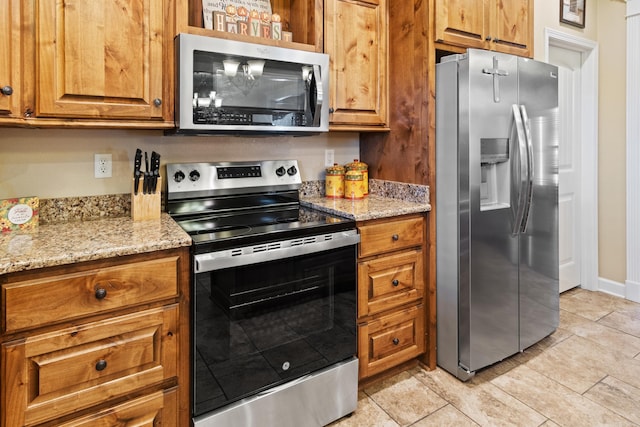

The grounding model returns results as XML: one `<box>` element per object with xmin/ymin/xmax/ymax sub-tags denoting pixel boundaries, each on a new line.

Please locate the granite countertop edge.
<box><xmin>301</xmin><ymin>195</ymin><xmax>430</xmax><ymax>221</ymax></box>
<box><xmin>300</xmin><ymin>178</ymin><xmax>431</xmax><ymax>221</ymax></box>
<box><xmin>0</xmin><ymin>213</ymin><xmax>192</xmax><ymax>275</ymax></box>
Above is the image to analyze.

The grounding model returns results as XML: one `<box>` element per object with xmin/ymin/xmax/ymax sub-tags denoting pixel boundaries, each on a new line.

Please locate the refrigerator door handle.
<box><xmin>519</xmin><ymin>105</ymin><xmax>534</xmax><ymax>233</ymax></box>
<box><xmin>509</xmin><ymin>104</ymin><xmax>528</xmax><ymax>236</ymax></box>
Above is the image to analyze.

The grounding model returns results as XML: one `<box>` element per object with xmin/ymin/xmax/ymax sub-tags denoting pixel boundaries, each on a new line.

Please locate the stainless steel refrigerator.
<box><xmin>436</xmin><ymin>49</ymin><xmax>559</xmax><ymax>380</ymax></box>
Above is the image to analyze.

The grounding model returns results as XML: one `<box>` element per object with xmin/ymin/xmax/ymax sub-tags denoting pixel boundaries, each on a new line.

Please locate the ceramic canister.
<box><xmin>345</xmin><ymin>159</ymin><xmax>368</xmax><ymax>195</ymax></box>
<box><xmin>325</xmin><ymin>163</ymin><xmax>345</xmax><ymax>198</ymax></box>
<box><xmin>344</xmin><ymin>170</ymin><xmax>365</xmax><ymax>199</ymax></box>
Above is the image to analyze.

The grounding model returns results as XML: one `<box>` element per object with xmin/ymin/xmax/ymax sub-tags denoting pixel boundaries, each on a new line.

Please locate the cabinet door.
<box><xmin>489</xmin><ymin>0</ymin><xmax>532</xmax><ymax>57</ymax></box>
<box><xmin>324</xmin><ymin>0</ymin><xmax>388</xmax><ymax>127</ymax></box>
<box><xmin>36</xmin><ymin>0</ymin><xmax>166</xmax><ymax>120</ymax></box>
<box><xmin>1</xmin><ymin>306</ymin><xmax>179</xmax><ymax>427</ymax></box>
<box><xmin>0</xmin><ymin>0</ymin><xmax>21</xmax><ymax>117</ymax></box>
<box><xmin>434</xmin><ymin>0</ymin><xmax>489</xmax><ymax>49</ymax></box>
<box><xmin>56</xmin><ymin>389</ymin><xmax>178</xmax><ymax>427</ymax></box>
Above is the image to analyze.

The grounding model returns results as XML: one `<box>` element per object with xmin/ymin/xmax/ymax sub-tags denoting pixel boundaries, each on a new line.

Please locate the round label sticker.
<box><xmin>8</xmin><ymin>204</ymin><xmax>33</xmax><ymax>225</ymax></box>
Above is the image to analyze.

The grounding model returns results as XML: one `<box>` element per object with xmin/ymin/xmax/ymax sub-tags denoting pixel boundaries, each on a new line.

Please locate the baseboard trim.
<box><xmin>597</xmin><ymin>277</ymin><xmax>626</xmax><ymax>298</ymax></box>
<box><xmin>625</xmin><ymin>279</ymin><xmax>640</xmax><ymax>303</ymax></box>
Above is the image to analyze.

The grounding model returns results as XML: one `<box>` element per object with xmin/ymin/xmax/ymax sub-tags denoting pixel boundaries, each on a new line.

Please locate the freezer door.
<box><xmin>461</xmin><ymin>50</ymin><xmax>520</xmax><ymax>372</ymax></box>
<box><xmin>517</xmin><ymin>57</ymin><xmax>560</xmax><ymax>350</ymax></box>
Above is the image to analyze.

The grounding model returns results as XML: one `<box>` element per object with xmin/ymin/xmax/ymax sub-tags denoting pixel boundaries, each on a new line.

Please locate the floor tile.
<box><xmin>364</xmin><ymin>371</ymin><xmax>447</xmax><ymax>426</ymax></box>
<box><xmin>598</xmin><ymin>309</ymin><xmax>640</xmax><ymax>338</ymax></box>
<box><xmin>491</xmin><ymin>365</ymin><xmax>636</xmax><ymax>426</ymax></box>
<box><xmin>328</xmin><ymin>391</ymin><xmax>399</xmax><ymax>427</ymax></box>
<box><xmin>584</xmin><ymin>375</ymin><xmax>640</xmax><ymax>425</ymax></box>
<box><xmin>410</xmin><ymin>404</ymin><xmax>479</xmax><ymax>426</ymax></box>
<box><xmin>413</xmin><ymin>367</ymin><xmax>547</xmax><ymax>427</ymax></box>
<box><xmin>523</xmin><ymin>335</ymin><xmax>607</xmax><ymax>393</ymax></box>
<box><xmin>560</xmin><ymin>288</ymin><xmax>639</xmax><ymax>321</ymax></box>
<box><xmin>559</xmin><ymin>309</ymin><xmax>640</xmax><ymax>359</ymax></box>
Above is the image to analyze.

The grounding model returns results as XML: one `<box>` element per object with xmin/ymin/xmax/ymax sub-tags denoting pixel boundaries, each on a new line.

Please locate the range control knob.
<box><xmin>174</xmin><ymin>170</ymin><xmax>185</xmax><ymax>182</ymax></box>
<box><xmin>287</xmin><ymin>166</ymin><xmax>297</xmax><ymax>176</ymax></box>
<box><xmin>189</xmin><ymin>170</ymin><xmax>201</xmax><ymax>182</ymax></box>
<box><xmin>275</xmin><ymin>166</ymin><xmax>286</xmax><ymax>177</ymax></box>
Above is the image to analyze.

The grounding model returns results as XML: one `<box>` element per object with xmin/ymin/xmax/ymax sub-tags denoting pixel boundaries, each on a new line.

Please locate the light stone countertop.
<box><xmin>0</xmin><ymin>213</ymin><xmax>192</xmax><ymax>275</ymax></box>
<box><xmin>0</xmin><ymin>179</ymin><xmax>428</xmax><ymax>275</ymax></box>
<box><xmin>300</xmin><ymin>179</ymin><xmax>431</xmax><ymax>221</ymax></box>
<box><xmin>301</xmin><ymin>195</ymin><xmax>430</xmax><ymax>221</ymax></box>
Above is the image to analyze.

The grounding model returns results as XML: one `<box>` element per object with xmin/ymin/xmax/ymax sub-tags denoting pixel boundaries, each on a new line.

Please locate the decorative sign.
<box><xmin>0</xmin><ymin>197</ymin><xmax>39</xmax><ymax>233</ymax></box>
<box><xmin>202</xmin><ymin>1</ymin><xmax>291</xmax><ymax>41</ymax></box>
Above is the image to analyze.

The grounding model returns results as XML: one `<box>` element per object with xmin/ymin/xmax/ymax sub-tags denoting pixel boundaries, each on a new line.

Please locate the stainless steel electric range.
<box><xmin>166</xmin><ymin>160</ymin><xmax>359</xmax><ymax>427</ymax></box>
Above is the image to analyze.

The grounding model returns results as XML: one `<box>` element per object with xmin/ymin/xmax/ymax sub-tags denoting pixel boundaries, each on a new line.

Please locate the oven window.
<box><xmin>193</xmin><ymin>245</ymin><xmax>356</xmax><ymax>416</ymax></box>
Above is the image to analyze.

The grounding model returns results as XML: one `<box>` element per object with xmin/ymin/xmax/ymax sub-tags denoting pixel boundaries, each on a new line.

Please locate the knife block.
<box><xmin>131</xmin><ymin>177</ymin><xmax>161</xmax><ymax>221</ymax></box>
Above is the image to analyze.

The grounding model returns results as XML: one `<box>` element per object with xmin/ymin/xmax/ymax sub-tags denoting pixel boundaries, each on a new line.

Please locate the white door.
<box><xmin>549</xmin><ymin>47</ymin><xmax>582</xmax><ymax>293</ymax></box>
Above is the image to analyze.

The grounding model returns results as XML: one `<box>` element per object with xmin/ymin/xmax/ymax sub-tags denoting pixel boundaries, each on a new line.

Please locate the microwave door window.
<box><xmin>192</xmin><ymin>50</ymin><xmax>313</xmax><ymax>127</ymax></box>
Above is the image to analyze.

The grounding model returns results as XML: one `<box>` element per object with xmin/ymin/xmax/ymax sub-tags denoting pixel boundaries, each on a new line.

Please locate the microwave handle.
<box><xmin>310</xmin><ymin>65</ymin><xmax>323</xmax><ymax>127</ymax></box>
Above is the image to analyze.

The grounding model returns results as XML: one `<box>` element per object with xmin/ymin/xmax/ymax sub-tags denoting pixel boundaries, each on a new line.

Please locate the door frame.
<box><xmin>544</xmin><ymin>28</ymin><xmax>599</xmax><ymax>292</ymax></box>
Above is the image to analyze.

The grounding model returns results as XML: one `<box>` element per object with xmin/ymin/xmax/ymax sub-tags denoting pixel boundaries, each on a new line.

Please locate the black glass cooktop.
<box><xmin>177</xmin><ymin>206</ymin><xmax>354</xmax><ymax>253</ymax></box>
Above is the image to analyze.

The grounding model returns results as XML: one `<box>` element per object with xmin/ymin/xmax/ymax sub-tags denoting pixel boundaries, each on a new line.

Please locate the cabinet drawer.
<box><xmin>358</xmin><ymin>249</ymin><xmax>424</xmax><ymax>317</ymax></box>
<box><xmin>358</xmin><ymin>217</ymin><xmax>424</xmax><ymax>258</ymax></box>
<box><xmin>358</xmin><ymin>304</ymin><xmax>425</xmax><ymax>379</ymax></box>
<box><xmin>56</xmin><ymin>389</ymin><xmax>178</xmax><ymax>427</ymax></box>
<box><xmin>1</xmin><ymin>306</ymin><xmax>178</xmax><ymax>427</ymax></box>
<box><xmin>2</xmin><ymin>256</ymin><xmax>180</xmax><ymax>332</ymax></box>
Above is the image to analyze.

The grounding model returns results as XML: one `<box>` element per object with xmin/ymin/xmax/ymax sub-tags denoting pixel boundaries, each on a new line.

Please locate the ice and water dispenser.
<box><xmin>480</xmin><ymin>137</ymin><xmax>510</xmax><ymax>210</ymax></box>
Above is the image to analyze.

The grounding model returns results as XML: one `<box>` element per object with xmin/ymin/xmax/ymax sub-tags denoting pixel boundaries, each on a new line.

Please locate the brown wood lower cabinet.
<box><xmin>357</xmin><ymin>214</ymin><xmax>427</xmax><ymax>380</ymax></box>
<box><xmin>0</xmin><ymin>247</ymin><xmax>190</xmax><ymax>427</ymax></box>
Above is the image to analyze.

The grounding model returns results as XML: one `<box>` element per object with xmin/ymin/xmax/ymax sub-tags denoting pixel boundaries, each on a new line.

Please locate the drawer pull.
<box><xmin>392</xmin><ymin>279</ymin><xmax>399</xmax><ymax>286</ymax></box>
<box><xmin>95</xmin><ymin>288</ymin><xmax>107</xmax><ymax>300</ymax></box>
<box><xmin>392</xmin><ymin>338</ymin><xmax>400</xmax><ymax>345</ymax></box>
<box><xmin>392</xmin><ymin>234</ymin><xmax>399</xmax><ymax>241</ymax></box>
<box><xmin>95</xmin><ymin>359</ymin><xmax>107</xmax><ymax>371</ymax></box>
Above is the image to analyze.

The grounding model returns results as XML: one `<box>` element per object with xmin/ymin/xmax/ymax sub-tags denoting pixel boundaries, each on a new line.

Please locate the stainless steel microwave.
<box><xmin>174</xmin><ymin>34</ymin><xmax>329</xmax><ymax>134</ymax></box>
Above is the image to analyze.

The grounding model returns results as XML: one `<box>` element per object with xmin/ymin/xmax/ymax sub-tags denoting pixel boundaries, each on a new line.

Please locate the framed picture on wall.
<box><xmin>560</xmin><ymin>0</ymin><xmax>586</xmax><ymax>28</ymax></box>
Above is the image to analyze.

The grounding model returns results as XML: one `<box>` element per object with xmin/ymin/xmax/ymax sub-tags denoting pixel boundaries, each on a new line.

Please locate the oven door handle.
<box><xmin>194</xmin><ymin>229</ymin><xmax>360</xmax><ymax>272</ymax></box>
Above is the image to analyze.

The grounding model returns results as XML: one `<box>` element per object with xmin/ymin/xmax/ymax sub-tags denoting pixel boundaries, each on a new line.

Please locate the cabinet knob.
<box><xmin>485</xmin><ymin>36</ymin><xmax>492</xmax><ymax>41</ymax></box>
<box><xmin>392</xmin><ymin>279</ymin><xmax>399</xmax><ymax>286</ymax></box>
<box><xmin>329</xmin><ymin>107</ymin><xmax>335</xmax><ymax>114</ymax></box>
<box><xmin>392</xmin><ymin>234</ymin><xmax>399</xmax><ymax>241</ymax></box>
<box><xmin>1</xmin><ymin>85</ymin><xmax>13</xmax><ymax>96</ymax></box>
<box><xmin>95</xmin><ymin>287</ymin><xmax>107</xmax><ymax>300</ymax></box>
<box><xmin>153</xmin><ymin>98</ymin><xmax>162</xmax><ymax>107</ymax></box>
<box><xmin>392</xmin><ymin>338</ymin><xmax>400</xmax><ymax>345</ymax></box>
<box><xmin>95</xmin><ymin>359</ymin><xmax>107</xmax><ymax>371</ymax></box>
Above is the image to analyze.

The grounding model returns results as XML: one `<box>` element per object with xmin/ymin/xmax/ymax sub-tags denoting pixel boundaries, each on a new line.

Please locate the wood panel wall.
<box><xmin>360</xmin><ymin>0</ymin><xmax>436</xmax><ymax>370</ymax></box>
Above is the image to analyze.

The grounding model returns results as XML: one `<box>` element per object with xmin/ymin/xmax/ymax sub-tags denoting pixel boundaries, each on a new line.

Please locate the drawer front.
<box><xmin>358</xmin><ymin>217</ymin><xmax>424</xmax><ymax>258</ymax></box>
<box><xmin>358</xmin><ymin>304</ymin><xmax>425</xmax><ymax>379</ymax></box>
<box><xmin>56</xmin><ymin>389</ymin><xmax>178</xmax><ymax>427</ymax></box>
<box><xmin>1</xmin><ymin>306</ymin><xmax>179</xmax><ymax>427</ymax></box>
<box><xmin>3</xmin><ymin>256</ymin><xmax>180</xmax><ymax>332</ymax></box>
<box><xmin>358</xmin><ymin>249</ymin><xmax>424</xmax><ymax>317</ymax></box>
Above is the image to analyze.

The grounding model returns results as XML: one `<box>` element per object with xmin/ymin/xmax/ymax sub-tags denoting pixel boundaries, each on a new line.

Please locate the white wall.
<box><xmin>0</xmin><ymin>128</ymin><xmax>359</xmax><ymax>199</ymax></box>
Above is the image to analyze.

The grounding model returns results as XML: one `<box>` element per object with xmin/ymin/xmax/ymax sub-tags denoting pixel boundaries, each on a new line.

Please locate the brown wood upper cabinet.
<box><xmin>324</xmin><ymin>0</ymin><xmax>389</xmax><ymax>130</ymax></box>
<box><xmin>36</xmin><ymin>0</ymin><xmax>172</xmax><ymax>122</ymax></box>
<box><xmin>0</xmin><ymin>0</ymin><xmax>22</xmax><ymax>119</ymax></box>
<box><xmin>434</xmin><ymin>0</ymin><xmax>532</xmax><ymax>57</ymax></box>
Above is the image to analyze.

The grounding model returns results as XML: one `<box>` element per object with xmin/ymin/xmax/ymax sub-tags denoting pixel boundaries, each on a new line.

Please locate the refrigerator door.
<box><xmin>517</xmin><ymin>57</ymin><xmax>560</xmax><ymax>350</ymax></box>
<box><xmin>460</xmin><ymin>49</ymin><xmax>521</xmax><ymax>372</ymax></box>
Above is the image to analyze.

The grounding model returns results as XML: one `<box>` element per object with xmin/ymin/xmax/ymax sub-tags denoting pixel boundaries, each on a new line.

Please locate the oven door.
<box><xmin>192</xmin><ymin>231</ymin><xmax>359</xmax><ymax>417</ymax></box>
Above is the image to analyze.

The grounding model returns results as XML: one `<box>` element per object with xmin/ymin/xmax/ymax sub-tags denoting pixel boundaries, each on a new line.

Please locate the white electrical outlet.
<box><xmin>94</xmin><ymin>154</ymin><xmax>112</xmax><ymax>178</ymax></box>
<box><xmin>324</xmin><ymin>149</ymin><xmax>335</xmax><ymax>167</ymax></box>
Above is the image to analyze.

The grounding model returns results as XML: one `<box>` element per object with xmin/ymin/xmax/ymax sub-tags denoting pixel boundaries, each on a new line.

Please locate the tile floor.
<box><xmin>329</xmin><ymin>288</ymin><xmax>640</xmax><ymax>426</ymax></box>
